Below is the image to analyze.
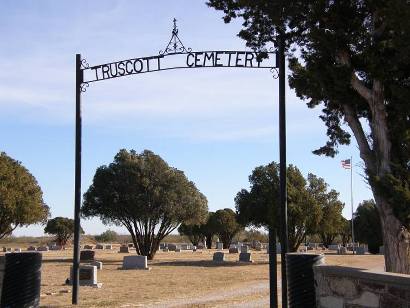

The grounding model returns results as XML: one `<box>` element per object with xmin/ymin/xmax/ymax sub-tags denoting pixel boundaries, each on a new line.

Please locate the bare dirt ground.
<box><xmin>1</xmin><ymin>247</ymin><xmax>385</xmax><ymax>307</ymax></box>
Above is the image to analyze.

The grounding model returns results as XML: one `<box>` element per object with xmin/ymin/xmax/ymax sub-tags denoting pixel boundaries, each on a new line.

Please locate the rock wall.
<box><xmin>314</xmin><ymin>265</ymin><xmax>410</xmax><ymax>308</ymax></box>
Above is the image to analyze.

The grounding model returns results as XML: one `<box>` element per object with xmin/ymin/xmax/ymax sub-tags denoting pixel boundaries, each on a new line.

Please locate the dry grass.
<box><xmin>0</xmin><ymin>247</ymin><xmax>385</xmax><ymax>307</ymax></box>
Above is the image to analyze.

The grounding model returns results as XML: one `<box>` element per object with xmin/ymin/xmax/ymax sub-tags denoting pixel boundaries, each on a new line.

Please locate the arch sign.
<box><xmin>72</xmin><ymin>19</ymin><xmax>287</xmax><ymax>308</ymax></box>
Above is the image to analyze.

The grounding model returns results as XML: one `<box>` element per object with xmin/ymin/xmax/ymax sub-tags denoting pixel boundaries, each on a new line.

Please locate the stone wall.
<box><xmin>314</xmin><ymin>264</ymin><xmax>410</xmax><ymax>308</ymax></box>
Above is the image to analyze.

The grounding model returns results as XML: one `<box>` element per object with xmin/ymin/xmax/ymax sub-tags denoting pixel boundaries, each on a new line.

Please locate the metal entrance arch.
<box><xmin>73</xmin><ymin>20</ymin><xmax>288</xmax><ymax>308</ymax></box>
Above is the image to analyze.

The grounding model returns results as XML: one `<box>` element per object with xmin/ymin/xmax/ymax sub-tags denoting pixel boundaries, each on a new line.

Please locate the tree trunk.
<box><xmin>374</xmin><ymin>193</ymin><xmax>410</xmax><ymax>273</ymax></box>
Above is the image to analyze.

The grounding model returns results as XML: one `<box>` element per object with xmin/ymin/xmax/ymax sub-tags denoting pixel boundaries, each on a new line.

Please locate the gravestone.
<box><xmin>229</xmin><ymin>247</ymin><xmax>239</xmax><ymax>254</ymax></box>
<box><xmin>337</xmin><ymin>247</ymin><xmax>347</xmax><ymax>255</ymax></box>
<box><xmin>119</xmin><ymin>246</ymin><xmax>130</xmax><ymax>253</ymax></box>
<box><xmin>105</xmin><ymin>244</ymin><xmax>112</xmax><ymax>250</ymax></box>
<box><xmin>95</xmin><ymin>244</ymin><xmax>104</xmax><ymax>250</ymax></box>
<box><xmin>239</xmin><ymin>252</ymin><xmax>253</xmax><ymax>263</ymax></box>
<box><xmin>83</xmin><ymin>245</ymin><xmax>93</xmax><ymax>250</ymax></box>
<box><xmin>379</xmin><ymin>246</ymin><xmax>384</xmax><ymax>255</ymax></box>
<box><xmin>197</xmin><ymin>243</ymin><xmax>205</xmax><ymax>249</ymax></box>
<box><xmin>181</xmin><ymin>244</ymin><xmax>189</xmax><ymax>250</ymax></box>
<box><xmin>80</xmin><ymin>250</ymin><xmax>95</xmax><ymax>262</ymax></box>
<box><xmin>127</xmin><ymin>243</ymin><xmax>134</xmax><ymax>248</ymax></box>
<box><xmin>37</xmin><ymin>246</ymin><xmax>49</xmax><ymax>252</ymax></box>
<box><xmin>254</xmin><ymin>243</ymin><xmax>262</xmax><ymax>251</ymax></box>
<box><xmin>90</xmin><ymin>261</ymin><xmax>103</xmax><ymax>270</ymax></box>
<box><xmin>328</xmin><ymin>244</ymin><xmax>340</xmax><ymax>251</ymax></box>
<box><xmin>70</xmin><ymin>265</ymin><xmax>101</xmax><ymax>287</ymax></box>
<box><xmin>175</xmin><ymin>248</ymin><xmax>181</xmax><ymax>252</ymax></box>
<box><xmin>162</xmin><ymin>248</ymin><xmax>169</xmax><ymax>252</ymax></box>
<box><xmin>49</xmin><ymin>245</ymin><xmax>62</xmax><ymax>251</ymax></box>
<box><xmin>241</xmin><ymin>245</ymin><xmax>249</xmax><ymax>253</ymax></box>
<box><xmin>27</xmin><ymin>246</ymin><xmax>37</xmax><ymax>251</ymax></box>
<box><xmin>168</xmin><ymin>244</ymin><xmax>177</xmax><ymax>251</ymax></box>
<box><xmin>192</xmin><ymin>246</ymin><xmax>197</xmax><ymax>252</ymax></box>
<box><xmin>213</xmin><ymin>252</ymin><xmax>225</xmax><ymax>262</ymax></box>
<box><xmin>216</xmin><ymin>242</ymin><xmax>223</xmax><ymax>250</ymax></box>
<box><xmin>356</xmin><ymin>246</ymin><xmax>366</xmax><ymax>255</ymax></box>
<box><xmin>122</xmin><ymin>256</ymin><xmax>150</xmax><ymax>270</ymax></box>
<box><xmin>14</xmin><ymin>248</ymin><xmax>22</xmax><ymax>252</ymax></box>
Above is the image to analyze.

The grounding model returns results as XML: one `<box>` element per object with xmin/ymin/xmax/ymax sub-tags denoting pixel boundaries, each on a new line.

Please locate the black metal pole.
<box><xmin>72</xmin><ymin>54</ymin><xmax>83</xmax><ymax>305</ymax></box>
<box><xmin>269</xmin><ymin>227</ymin><xmax>278</xmax><ymax>307</ymax></box>
<box><xmin>278</xmin><ymin>31</ymin><xmax>288</xmax><ymax>308</ymax></box>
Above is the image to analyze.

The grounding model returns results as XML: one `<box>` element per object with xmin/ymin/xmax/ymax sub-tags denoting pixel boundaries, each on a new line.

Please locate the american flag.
<box><xmin>341</xmin><ymin>159</ymin><xmax>351</xmax><ymax>169</ymax></box>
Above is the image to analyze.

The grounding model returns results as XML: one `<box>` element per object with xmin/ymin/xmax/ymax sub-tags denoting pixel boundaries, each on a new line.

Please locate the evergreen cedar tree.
<box><xmin>209</xmin><ymin>208</ymin><xmax>243</xmax><ymax>249</ymax></box>
<box><xmin>354</xmin><ymin>199</ymin><xmax>383</xmax><ymax>254</ymax></box>
<box><xmin>82</xmin><ymin>149</ymin><xmax>208</xmax><ymax>260</ymax></box>
<box><xmin>0</xmin><ymin>152</ymin><xmax>49</xmax><ymax>239</ymax></box>
<box><xmin>208</xmin><ymin>0</ymin><xmax>410</xmax><ymax>273</ymax></box>
<box><xmin>235</xmin><ymin>162</ymin><xmax>344</xmax><ymax>251</ymax></box>
<box><xmin>178</xmin><ymin>223</ymin><xmax>204</xmax><ymax>246</ymax></box>
<box><xmin>44</xmin><ymin>217</ymin><xmax>84</xmax><ymax>247</ymax></box>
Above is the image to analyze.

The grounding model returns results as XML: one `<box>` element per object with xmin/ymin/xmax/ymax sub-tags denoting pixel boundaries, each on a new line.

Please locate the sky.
<box><xmin>0</xmin><ymin>0</ymin><xmax>373</xmax><ymax>236</ymax></box>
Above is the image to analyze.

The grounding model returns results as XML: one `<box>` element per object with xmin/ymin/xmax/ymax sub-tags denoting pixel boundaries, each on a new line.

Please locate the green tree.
<box><xmin>235</xmin><ymin>163</ymin><xmax>321</xmax><ymax>251</ymax></box>
<box><xmin>208</xmin><ymin>0</ymin><xmax>410</xmax><ymax>273</ymax></box>
<box><xmin>354</xmin><ymin>200</ymin><xmax>383</xmax><ymax>254</ymax></box>
<box><xmin>0</xmin><ymin>152</ymin><xmax>49</xmax><ymax>239</ymax></box>
<box><xmin>44</xmin><ymin>217</ymin><xmax>83</xmax><ymax>247</ymax></box>
<box><xmin>95</xmin><ymin>230</ymin><xmax>118</xmax><ymax>243</ymax></box>
<box><xmin>178</xmin><ymin>223</ymin><xmax>204</xmax><ymax>246</ymax></box>
<box><xmin>340</xmin><ymin>217</ymin><xmax>352</xmax><ymax>247</ymax></box>
<box><xmin>210</xmin><ymin>208</ymin><xmax>243</xmax><ymax>248</ymax></box>
<box><xmin>202</xmin><ymin>212</ymin><xmax>216</xmax><ymax>248</ymax></box>
<box><xmin>82</xmin><ymin>149</ymin><xmax>208</xmax><ymax>260</ymax></box>
<box><xmin>307</xmin><ymin>174</ymin><xmax>345</xmax><ymax>247</ymax></box>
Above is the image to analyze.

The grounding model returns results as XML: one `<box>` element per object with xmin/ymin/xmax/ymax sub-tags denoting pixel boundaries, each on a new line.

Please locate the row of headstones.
<box><xmin>71</xmin><ymin>251</ymin><xmax>150</xmax><ymax>287</ymax></box>
<box><xmin>213</xmin><ymin>252</ymin><xmax>253</xmax><ymax>262</ymax></box>
<box><xmin>2</xmin><ymin>246</ymin><xmax>55</xmax><ymax>252</ymax></box>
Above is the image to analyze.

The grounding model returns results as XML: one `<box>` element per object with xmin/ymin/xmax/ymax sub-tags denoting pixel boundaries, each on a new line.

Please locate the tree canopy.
<box><xmin>209</xmin><ymin>208</ymin><xmax>243</xmax><ymax>248</ymax></box>
<box><xmin>178</xmin><ymin>223</ymin><xmax>204</xmax><ymax>246</ymax></box>
<box><xmin>208</xmin><ymin>0</ymin><xmax>410</xmax><ymax>273</ymax></box>
<box><xmin>307</xmin><ymin>174</ymin><xmax>345</xmax><ymax>247</ymax></box>
<box><xmin>235</xmin><ymin>163</ymin><xmax>327</xmax><ymax>251</ymax></box>
<box><xmin>0</xmin><ymin>152</ymin><xmax>49</xmax><ymax>239</ymax></box>
<box><xmin>95</xmin><ymin>230</ymin><xmax>118</xmax><ymax>243</ymax></box>
<box><xmin>82</xmin><ymin>149</ymin><xmax>208</xmax><ymax>259</ymax></box>
<box><xmin>44</xmin><ymin>217</ymin><xmax>83</xmax><ymax>247</ymax></box>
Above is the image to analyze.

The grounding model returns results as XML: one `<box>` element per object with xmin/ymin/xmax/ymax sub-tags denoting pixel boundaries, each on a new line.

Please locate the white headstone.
<box><xmin>70</xmin><ymin>265</ymin><xmax>101</xmax><ymax>288</ymax></box>
<box><xmin>122</xmin><ymin>256</ymin><xmax>149</xmax><ymax>270</ymax></box>
<box><xmin>216</xmin><ymin>242</ymin><xmax>224</xmax><ymax>250</ymax></box>
<box><xmin>90</xmin><ymin>261</ymin><xmax>103</xmax><ymax>270</ymax></box>
<box><xmin>104</xmin><ymin>244</ymin><xmax>112</xmax><ymax>250</ymax></box>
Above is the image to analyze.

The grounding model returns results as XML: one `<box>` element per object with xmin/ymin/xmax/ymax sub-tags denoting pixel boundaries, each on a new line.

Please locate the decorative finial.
<box><xmin>159</xmin><ymin>18</ymin><xmax>192</xmax><ymax>55</ymax></box>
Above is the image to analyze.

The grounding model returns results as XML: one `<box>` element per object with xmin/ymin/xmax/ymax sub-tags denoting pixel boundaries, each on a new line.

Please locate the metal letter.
<box><xmin>245</xmin><ymin>52</ymin><xmax>255</xmax><ymax>67</ymax></box>
<box><xmin>117</xmin><ymin>61</ymin><xmax>126</xmax><ymax>76</ymax></box>
<box><xmin>215</xmin><ymin>51</ymin><xmax>223</xmax><ymax>67</ymax></box>
<box><xmin>235</xmin><ymin>52</ymin><xmax>245</xmax><ymax>67</ymax></box>
<box><xmin>186</xmin><ymin>53</ymin><xmax>195</xmax><ymax>67</ymax></box>
<box><xmin>195</xmin><ymin>52</ymin><xmax>203</xmax><ymax>67</ymax></box>
<box><xmin>203</xmin><ymin>52</ymin><xmax>215</xmax><ymax>66</ymax></box>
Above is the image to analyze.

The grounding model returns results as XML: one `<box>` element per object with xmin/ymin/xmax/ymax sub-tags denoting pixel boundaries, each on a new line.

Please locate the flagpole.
<box><xmin>351</xmin><ymin>156</ymin><xmax>355</xmax><ymax>254</ymax></box>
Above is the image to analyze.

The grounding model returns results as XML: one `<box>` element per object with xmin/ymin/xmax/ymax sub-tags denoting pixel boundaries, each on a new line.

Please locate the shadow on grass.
<box><xmin>151</xmin><ymin>260</ymin><xmax>270</xmax><ymax>267</ymax></box>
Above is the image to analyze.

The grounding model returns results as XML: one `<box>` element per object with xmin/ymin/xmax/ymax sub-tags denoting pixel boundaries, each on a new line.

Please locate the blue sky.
<box><xmin>0</xmin><ymin>1</ymin><xmax>373</xmax><ymax>236</ymax></box>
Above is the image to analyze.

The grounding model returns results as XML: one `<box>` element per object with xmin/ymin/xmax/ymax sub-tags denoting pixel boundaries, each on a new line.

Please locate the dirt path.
<box><xmin>139</xmin><ymin>279</ymin><xmax>278</xmax><ymax>308</ymax></box>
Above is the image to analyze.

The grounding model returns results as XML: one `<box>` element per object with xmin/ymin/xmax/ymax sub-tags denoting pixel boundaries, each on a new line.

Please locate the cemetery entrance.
<box><xmin>73</xmin><ymin>20</ymin><xmax>288</xmax><ymax>308</ymax></box>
